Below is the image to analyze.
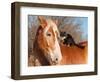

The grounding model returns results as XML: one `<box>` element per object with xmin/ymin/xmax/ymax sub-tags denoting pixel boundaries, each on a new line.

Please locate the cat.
<box><xmin>60</xmin><ymin>31</ymin><xmax>85</xmax><ymax>49</ymax></box>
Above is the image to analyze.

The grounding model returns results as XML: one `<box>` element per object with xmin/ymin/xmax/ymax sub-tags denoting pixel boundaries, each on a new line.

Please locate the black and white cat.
<box><xmin>60</xmin><ymin>31</ymin><xmax>85</xmax><ymax>49</ymax></box>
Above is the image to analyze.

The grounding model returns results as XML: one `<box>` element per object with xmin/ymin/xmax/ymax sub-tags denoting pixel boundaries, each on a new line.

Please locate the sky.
<box><xmin>74</xmin><ymin>17</ymin><xmax>88</xmax><ymax>41</ymax></box>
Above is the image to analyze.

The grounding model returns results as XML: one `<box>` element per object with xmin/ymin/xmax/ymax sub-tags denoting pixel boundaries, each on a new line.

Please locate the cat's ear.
<box><xmin>38</xmin><ymin>16</ymin><xmax>47</xmax><ymax>28</ymax></box>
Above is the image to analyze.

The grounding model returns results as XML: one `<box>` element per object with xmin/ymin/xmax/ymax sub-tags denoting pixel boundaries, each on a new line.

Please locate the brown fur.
<box><xmin>33</xmin><ymin>26</ymin><xmax>51</xmax><ymax>66</ymax></box>
<box><xmin>36</xmin><ymin>26</ymin><xmax>56</xmax><ymax>54</ymax></box>
<box><xmin>60</xmin><ymin>43</ymin><xmax>88</xmax><ymax>65</ymax></box>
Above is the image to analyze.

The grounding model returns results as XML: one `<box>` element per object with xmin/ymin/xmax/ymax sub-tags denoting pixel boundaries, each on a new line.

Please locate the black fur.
<box><xmin>60</xmin><ymin>32</ymin><xmax>85</xmax><ymax>49</ymax></box>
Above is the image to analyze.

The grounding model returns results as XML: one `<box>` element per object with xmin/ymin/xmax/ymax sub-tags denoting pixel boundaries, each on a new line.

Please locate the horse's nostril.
<box><xmin>56</xmin><ymin>58</ymin><xmax>58</xmax><ymax>61</ymax></box>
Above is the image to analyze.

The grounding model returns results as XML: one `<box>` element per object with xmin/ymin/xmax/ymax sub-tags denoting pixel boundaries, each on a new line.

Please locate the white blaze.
<box><xmin>44</xmin><ymin>19</ymin><xmax>62</xmax><ymax>64</ymax></box>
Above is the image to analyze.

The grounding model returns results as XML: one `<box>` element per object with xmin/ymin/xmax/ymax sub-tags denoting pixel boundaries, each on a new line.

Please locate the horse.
<box><xmin>30</xmin><ymin>16</ymin><xmax>87</xmax><ymax>66</ymax></box>
<box><xmin>33</xmin><ymin>16</ymin><xmax>62</xmax><ymax>66</ymax></box>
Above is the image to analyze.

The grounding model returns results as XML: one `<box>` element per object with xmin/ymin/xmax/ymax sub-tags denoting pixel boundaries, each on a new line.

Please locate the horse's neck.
<box><xmin>33</xmin><ymin>40</ymin><xmax>50</xmax><ymax>66</ymax></box>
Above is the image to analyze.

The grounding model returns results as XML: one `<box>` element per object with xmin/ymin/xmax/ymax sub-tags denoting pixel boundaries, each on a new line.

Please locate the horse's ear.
<box><xmin>53</xmin><ymin>20</ymin><xmax>58</xmax><ymax>26</ymax></box>
<box><xmin>38</xmin><ymin>16</ymin><xmax>47</xmax><ymax>28</ymax></box>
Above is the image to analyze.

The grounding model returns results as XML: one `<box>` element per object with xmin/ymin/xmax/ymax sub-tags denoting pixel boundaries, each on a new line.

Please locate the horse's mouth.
<box><xmin>45</xmin><ymin>49</ymin><xmax>61</xmax><ymax>65</ymax></box>
<box><xmin>51</xmin><ymin>61</ymin><xmax>58</xmax><ymax>65</ymax></box>
<box><xmin>46</xmin><ymin>55</ymin><xmax>58</xmax><ymax>65</ymax></box>
<box><xmin>49</xmin><ymin>58</ymin><xmax>59</xmax><ymax>65</ymax></box>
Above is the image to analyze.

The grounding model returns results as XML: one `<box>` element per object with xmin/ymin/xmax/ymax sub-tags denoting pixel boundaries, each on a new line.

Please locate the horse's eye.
<box><xmin>47</xmin><ymin>33</ymin><xmax>51</xmax><ymax>36</ymax></box>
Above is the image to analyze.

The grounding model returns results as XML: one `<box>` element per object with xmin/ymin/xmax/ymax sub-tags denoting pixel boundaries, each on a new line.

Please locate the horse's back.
<box><xmin>60</xmin><ymin>43</ymin><xmax>88</xmax><ymax>65</ymax></box>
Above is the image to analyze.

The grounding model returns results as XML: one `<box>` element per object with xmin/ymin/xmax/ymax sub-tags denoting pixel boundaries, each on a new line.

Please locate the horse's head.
<box><xmin>35</xmin><ymin>16</ymin><xmax>62</xmax><ymax>65</ymax></box>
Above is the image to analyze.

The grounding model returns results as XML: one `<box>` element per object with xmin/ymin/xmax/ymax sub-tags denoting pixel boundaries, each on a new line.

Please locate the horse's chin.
<box><xmin>49</xmin><ymin>59</ymin><xmax>59</xmax><ymax>65</ymax></box>
<box><xmin>51</xmin><ymin>61</ymin><xmax>60</xmax><ymax>65</ymax></box>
